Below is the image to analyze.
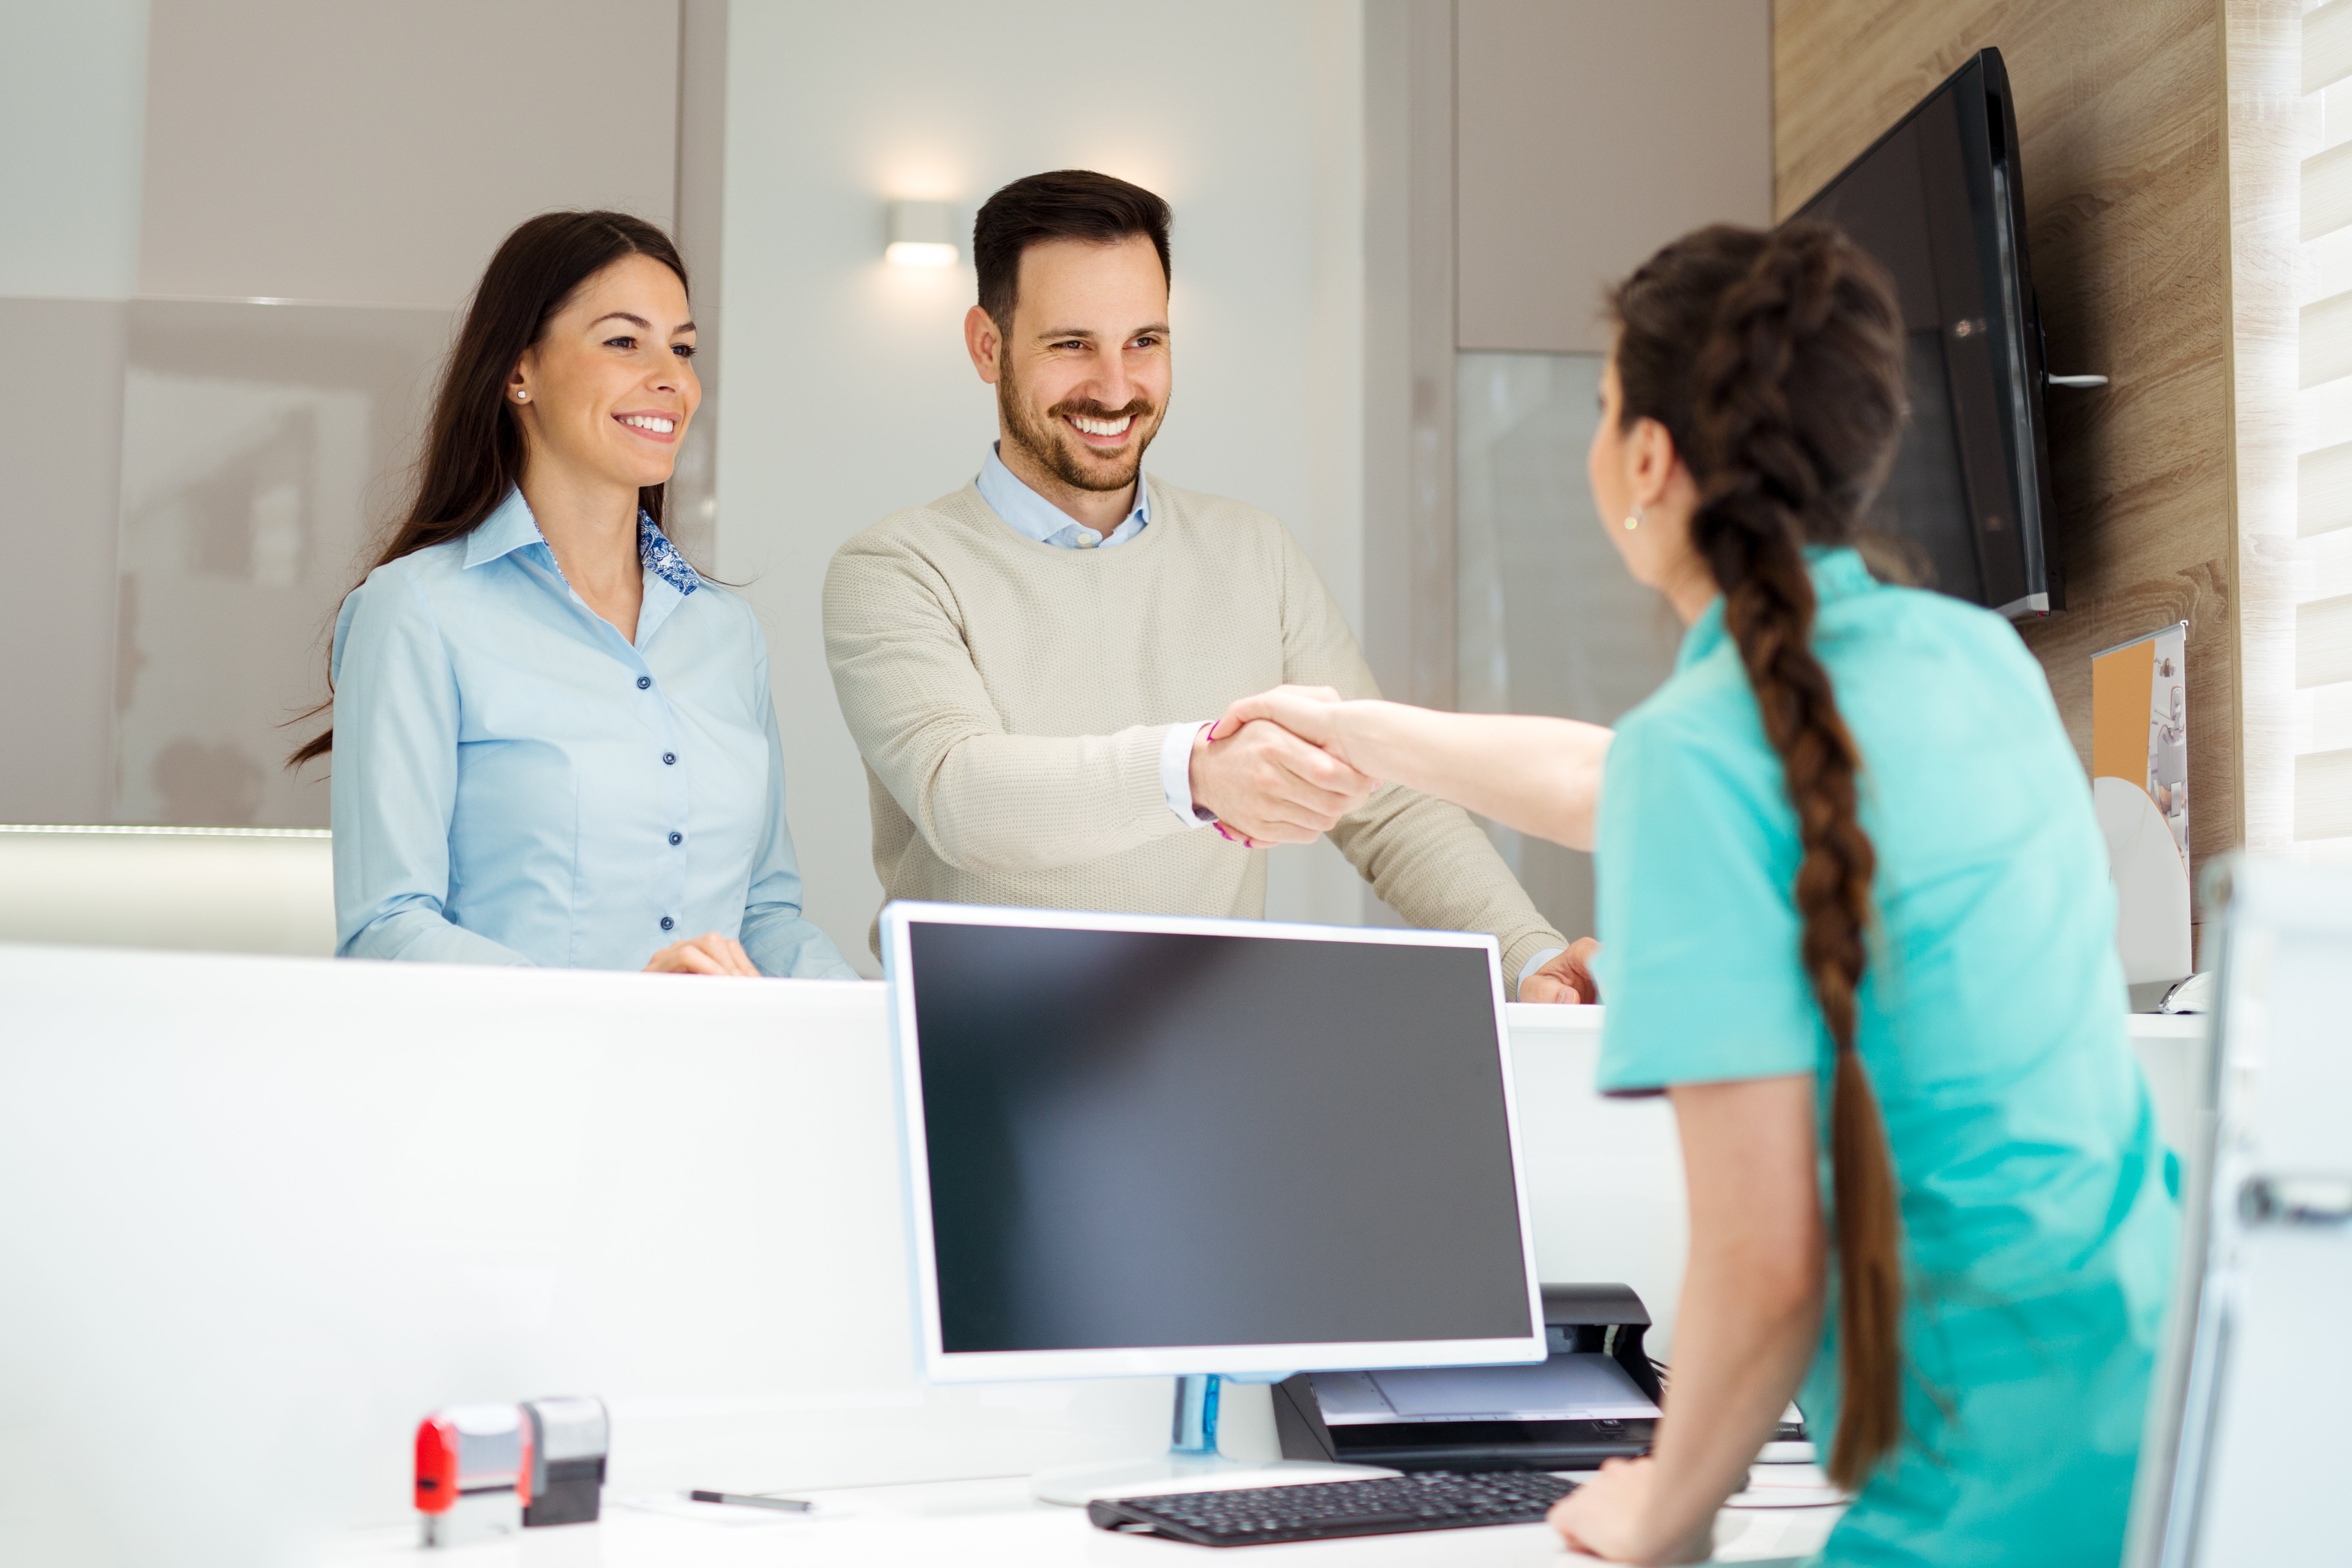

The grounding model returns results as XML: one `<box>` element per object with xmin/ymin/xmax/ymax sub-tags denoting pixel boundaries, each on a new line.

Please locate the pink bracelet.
<box><xmin>1201</xmin><ymin>722</ymin><xmax>1259</xmax><ymax>847</ymax></box>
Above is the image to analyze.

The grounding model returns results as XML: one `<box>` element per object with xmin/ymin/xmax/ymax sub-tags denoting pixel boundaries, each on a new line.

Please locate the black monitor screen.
<box><xmin>1795</xmin><ymin>50</ymin><xmax>2052</xmax><ymax>616</ymax></box>
<box><xmin>904</xmin><ymin>922</ymin><xmax>1535</xmax><ymax>1355</ymax></box>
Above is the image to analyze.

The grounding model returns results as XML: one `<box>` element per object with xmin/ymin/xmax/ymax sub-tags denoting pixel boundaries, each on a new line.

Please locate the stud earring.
<box><xmin>514</xmin><ymin>390</ymin><xmax>528</xmax><ymax>402</ymax></box>
<box><xmin>1622</xmin><ymin>507</ymin><xmax>1644</xmax><ymax>531</ymax></box>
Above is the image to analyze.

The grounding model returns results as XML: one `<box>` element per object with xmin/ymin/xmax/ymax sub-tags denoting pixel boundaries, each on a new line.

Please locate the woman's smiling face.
<box><xmin>510</xmin><ymin>252</ymin><xmax>699</xmax><ymax>495</ymax></box>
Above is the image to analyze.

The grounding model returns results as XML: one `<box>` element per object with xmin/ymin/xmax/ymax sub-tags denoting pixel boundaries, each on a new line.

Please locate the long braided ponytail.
<box><xmin>1608</xmin><ymin>221</ymin><xmax>1909</xmax><ymax>1489</ymax></box>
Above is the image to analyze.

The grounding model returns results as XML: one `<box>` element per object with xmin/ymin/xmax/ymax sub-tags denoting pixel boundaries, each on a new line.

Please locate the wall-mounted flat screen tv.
<box><xmin>1796</xmin><ymin>47</ymin><xmax>2060</xmax><ymax>619</ymax></box>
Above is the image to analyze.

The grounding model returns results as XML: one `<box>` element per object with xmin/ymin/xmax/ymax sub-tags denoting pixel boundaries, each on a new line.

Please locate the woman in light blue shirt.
<box><xmin>290</xmin><ymin>211</ymin><xmax>852</xmax><ymax>980</ymax></box>
<box><xmin>1223</xmin><ymin>223</ymin><xmax>2172</xmax><ymax>1564</ymax></box>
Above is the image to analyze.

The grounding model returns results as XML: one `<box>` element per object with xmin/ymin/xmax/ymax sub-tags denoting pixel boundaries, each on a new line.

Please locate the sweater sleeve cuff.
<box><xmin>1159</xmin><ymin>721</ymin><xmax>1217</xmax><ymax>828</ymax></box>
<box><xmin>1516</xmin><ymin>946</ymin><xmax>1565</xmax><ymax>998</ymax></box>
<box><xmin>1501</xmin><ymin>931</ymin><xmax>1570</xmax><ymax>999</ymax></box>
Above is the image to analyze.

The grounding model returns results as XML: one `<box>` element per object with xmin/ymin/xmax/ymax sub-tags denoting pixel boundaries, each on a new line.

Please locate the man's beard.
<box><xmin>998</xmin><ymin>357</ymin><xmax>1160</xmax><ymax>494</ymax></box>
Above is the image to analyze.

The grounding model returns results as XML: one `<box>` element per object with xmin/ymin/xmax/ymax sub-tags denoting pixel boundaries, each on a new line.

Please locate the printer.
<box><xmin>1275</xmin><ymin>1284</ymin><xmax>1805</xmax><ymax>1473</ymax></box>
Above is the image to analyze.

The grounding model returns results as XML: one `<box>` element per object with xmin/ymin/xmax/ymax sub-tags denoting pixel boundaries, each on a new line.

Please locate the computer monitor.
<box><xmin>881</xmin><ymin>903</ymin><xmax>1548</xmax><ymax>1386</ymax></box>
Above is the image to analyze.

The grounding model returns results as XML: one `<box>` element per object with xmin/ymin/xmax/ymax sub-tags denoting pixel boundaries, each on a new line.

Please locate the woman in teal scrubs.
<box><xmin>1220</xmin><ymin>222</ymin><xmax>2175</xmax><ymax>1564</ymax></box>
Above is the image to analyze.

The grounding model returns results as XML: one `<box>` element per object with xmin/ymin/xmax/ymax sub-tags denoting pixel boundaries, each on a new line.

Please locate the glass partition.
<box><xmin>113</xmin><ymin>301</ymin><xmax>450</xmax><ymax>826</ymax></box>
<box><xmin>1456</xmin><ymin>351</ymin><xmax>1681</xmax><ymax>940</ymax></box>
<box><xmin>0</xmin><ymin>0</ymin><xmax>680</xmax><ymax>835</ymax></box>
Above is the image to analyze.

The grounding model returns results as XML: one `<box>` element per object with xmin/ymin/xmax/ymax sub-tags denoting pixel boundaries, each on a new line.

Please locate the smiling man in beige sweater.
<box><xmin>824</xmin><ymin>170</ymin><xmax>1594</xmax><ymax>1000</ymax></box>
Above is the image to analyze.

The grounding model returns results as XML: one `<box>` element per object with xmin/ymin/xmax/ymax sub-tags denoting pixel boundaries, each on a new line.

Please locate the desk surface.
<box><xmin>325</xmin><ymin>1476</ymin><xmax>1841</xmax><ymax>1566</ymax></box>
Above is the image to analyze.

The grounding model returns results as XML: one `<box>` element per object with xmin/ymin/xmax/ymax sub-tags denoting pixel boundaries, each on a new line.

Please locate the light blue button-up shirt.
<box><xmin>328</xmin><ymin>488</ymin><xmax>854</xmax><ymax>978</ymax></box>
<box><xmin>977</xmin><ymin>440</ymin><xmax>1150</xmax><ymax>549</ymax></box>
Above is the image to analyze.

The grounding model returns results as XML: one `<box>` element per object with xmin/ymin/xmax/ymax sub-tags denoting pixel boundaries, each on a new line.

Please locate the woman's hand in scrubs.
<box><xmin>1209</xmin><ymin>685</ymin><xmax>1352</xmax><ymax>760</ymax></box>
<box><xmin>1218</xmin><ymin>686</ymin><xmax>1612</xmax><ymax>852</ymax></box>
<box><xmin>1550</xmin><ymin>1457</ymin><xmax>1712</xmax><ymax>1564</ymax></box>
<box><xmin>644</xmin><ymin>932</ymin><xmax>761</xmax><ymax>976</ymax></box>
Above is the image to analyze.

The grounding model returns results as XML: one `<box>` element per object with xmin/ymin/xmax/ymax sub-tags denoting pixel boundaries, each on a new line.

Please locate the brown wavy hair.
<box><xmin>287</xmin><ymin>210</ymin><xmax>689</xmax><ymax>769</ymax></box>
<box><xmin>1608</xmin><ymin>220</ymin><xmax>1908</xmax><ymax>1489</ymax></box>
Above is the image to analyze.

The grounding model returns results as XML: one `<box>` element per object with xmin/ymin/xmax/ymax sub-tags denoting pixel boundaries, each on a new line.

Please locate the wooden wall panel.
<box><xmin>1775</xmin><ymin>0</ymin><xmax>2241</xmax><ymax>893</ymax></box>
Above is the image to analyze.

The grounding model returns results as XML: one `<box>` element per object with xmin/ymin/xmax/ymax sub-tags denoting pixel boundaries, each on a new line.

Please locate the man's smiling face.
<box><xmin>981</xmin><ymin>234</ymin><xmax>1172</xmax><ymax>497</ymax></box>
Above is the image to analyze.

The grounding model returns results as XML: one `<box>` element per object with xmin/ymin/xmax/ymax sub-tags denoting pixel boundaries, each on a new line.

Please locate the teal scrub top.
<box><xmin>1592</xmin><ymin>549</ymin><xmax>2177</xmax><ymax>1568</ymax></box>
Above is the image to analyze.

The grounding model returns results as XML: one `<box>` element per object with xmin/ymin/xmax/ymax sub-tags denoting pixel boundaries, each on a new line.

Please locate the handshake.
<box><xmin>1189</xmin><ymin>686</ymin><xmax>1599</xmax><ymax>1004</ymax></box>
<box><xmin>1187</xmin><ymin>685</ymin><xmax>1367</xmax><ymax>849</ymax></box>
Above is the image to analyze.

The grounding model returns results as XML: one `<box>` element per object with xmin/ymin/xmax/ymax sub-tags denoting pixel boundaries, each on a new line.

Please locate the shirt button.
<box><xmin>662</xmin><ymin>751</ymin><xmax>677</xmax><ymax>765</ymax></box>
<box><xmin>660</xmin><ymin>915</ymin><xmax>675</xmax><ymax>932</ymax></box>
<box><xmin>668</xmin><ymin>831</ymin><xmax>683</xmax><ymax>846</ymax></box>
<box><xmin>636</xmin><ymin>675</ymin><xmax>651</xmax><ymax>690</ymax></box>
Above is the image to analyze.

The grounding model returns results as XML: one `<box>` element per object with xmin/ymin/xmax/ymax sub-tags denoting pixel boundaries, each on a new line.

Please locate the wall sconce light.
<box><xmin>885</xmin><ymin>200</ymin><xmax>958</xmax><ymax>267</ymax></box>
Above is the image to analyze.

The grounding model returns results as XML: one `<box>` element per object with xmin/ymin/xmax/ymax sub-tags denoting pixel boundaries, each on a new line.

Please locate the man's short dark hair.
<box><xmin>973</xmin><ymin>170</ymin><xmax>1172</xmax><ymax>330</ymax></box>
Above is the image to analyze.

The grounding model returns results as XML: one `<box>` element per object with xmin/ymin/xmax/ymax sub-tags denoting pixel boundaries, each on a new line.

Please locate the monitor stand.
<box><xmin>1030</xmin><ymin>1375</ymin><xmax>1395</xmax><ymax>1506</ymax></box>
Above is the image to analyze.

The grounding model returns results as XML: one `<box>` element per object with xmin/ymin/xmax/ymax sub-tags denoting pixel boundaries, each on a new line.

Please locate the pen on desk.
<box><xmin>688</xmin><ymin>1489</ymin><xmax>813</xmax><ymax>1512</ymax></box>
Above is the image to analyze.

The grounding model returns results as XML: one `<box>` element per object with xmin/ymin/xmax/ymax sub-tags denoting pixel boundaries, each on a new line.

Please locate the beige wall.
<box><xmin>1775</xmin><ymin>0</ymin><xmax>2241</xmax><ymax>903</ymax></box>
<box><xmin>1362</xmin><ymin>0</ymin><xmax>1460</xmax><ymax>714</ymax></box>
<box><xmin>136</xmin><ymin>0</ymin><xmax>678</xmax><ymax>310</ymax></box>
<box><xmin>1368</xmin><ymin>0</ymin><xmax>1776</xmax><ymax>709</ymax></box>
<box><xmin>0</xmin><ymin>2</ymin><xmax>147</xmax><ymax>301</ymax></box>
<box><xmin>0</xmin><ymin>0</ymin><xmax>693</xmax><ymax>828</ymax></box>
<box><xmin>1456</xmin><ymin>0</ymin><xmax>1773</xmax><ymax>354</ymax></box>
<box><xmin>715</xmin><ymin>0</ymin><xmax>1372</xmax><ymax>971</ymax></box>
<box><xmin>0</xmin><ymin>300</ymin><xmax>128</xmax><ymax>823</ymax></box>
<box><xmin>1364</xmin><ymin>1</ymin><xmax>1773</xmax><ymax>941</ymax></box>
<box><xmin>0</xmin><ymin>3</ymin><xmax>148</xmax><ymax>823</ymax></box>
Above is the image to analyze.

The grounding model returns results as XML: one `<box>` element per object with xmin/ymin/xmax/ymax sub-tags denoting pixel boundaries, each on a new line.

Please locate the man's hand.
<box><xmin>644</xmin><ymin>932</ymin><xmax>761</xmax><ymax>976</ymax></box>
<box><xmin>1520</xmin><ymin>936</ymin><xmax>1601</xmax><ymax>1004</ymax></box>
<box><xmin>1190</xmin><ymin>717</ymin><xmax>1377</xmax><ymax>846</ymax></box>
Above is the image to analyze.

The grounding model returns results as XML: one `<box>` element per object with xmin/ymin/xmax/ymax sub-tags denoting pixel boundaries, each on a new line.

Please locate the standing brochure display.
<box><xmin>2093</xmin><ymin>621</ymin><xmax>2192</xmax><ymax>1004</ymax></box>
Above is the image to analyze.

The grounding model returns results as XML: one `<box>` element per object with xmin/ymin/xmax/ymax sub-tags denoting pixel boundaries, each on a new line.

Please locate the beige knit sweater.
<box><xmin>822</xmin><ymin>476</ymin><xmax>1568</xmax><ymax>983</ymax></box>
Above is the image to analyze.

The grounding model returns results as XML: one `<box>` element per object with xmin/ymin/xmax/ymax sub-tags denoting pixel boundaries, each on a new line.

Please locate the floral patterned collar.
<box><xmin>462</xmin><ymin>488</ymin><xmax>699</xmax><ymax>599</ymax></box>
<box><xmin>637</xmin><ymin>512</ymin><xmax>700</xmax><ymax>597</ymax></box>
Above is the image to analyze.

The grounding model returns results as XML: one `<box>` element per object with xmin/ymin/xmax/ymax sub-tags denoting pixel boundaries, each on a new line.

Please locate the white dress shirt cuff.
<box><xmin>1516</xmin><ymin>946</ymin><xmax>1566</xmax><ymax>1000</ymax></box>
<box><xmin>1161</xmin><ymin>721</ymin><xmax>1218</xmax><ymax>828</ymax></box>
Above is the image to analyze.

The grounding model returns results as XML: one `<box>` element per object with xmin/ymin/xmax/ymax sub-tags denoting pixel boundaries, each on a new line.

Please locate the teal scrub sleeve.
<box><xmin>1592</xmin><ymin>712</ymin><xmax>1830</xmax><ymax>1092</ymax></box>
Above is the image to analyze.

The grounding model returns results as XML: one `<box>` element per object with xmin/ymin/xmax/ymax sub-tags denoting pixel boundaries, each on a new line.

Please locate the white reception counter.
<box><xmin>0</xmin><ymin>943</ymin><xmax>2205</xmax><ymax>1565</ymax></box>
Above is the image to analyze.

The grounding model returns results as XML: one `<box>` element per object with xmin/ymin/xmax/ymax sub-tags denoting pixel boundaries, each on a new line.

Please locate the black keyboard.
<box><xmin>1086</xmin><ymin>1470</ymin><xmax>1577</xmax><ymax>1546</ymax></box>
